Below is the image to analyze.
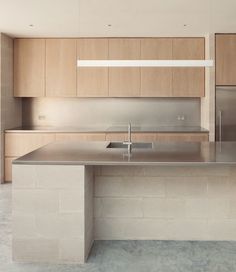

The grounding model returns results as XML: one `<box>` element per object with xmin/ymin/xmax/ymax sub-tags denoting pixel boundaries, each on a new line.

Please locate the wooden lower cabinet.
<box><xmin>105</xmin><ymin>133</ymin><xmax>158</xmax><ymax>142</ymax></box>
<box><xmin>105</xmin><ymin>133</ymin><xmax>128</xmax><ymax>142</ymax></box>
<box><xmin>155</xmin><ymin>133</ymin><xmax>208</xmax><ymax>142</ymax></box>
<box><xmin>55</xmin><ymin>133</ymin><xmax>106</xmax><ymax>141</ymax></box>
<box><xmin>4</xmin><ymin>131</ymin><xmax>208</xmax><ymax>182</ymax></box>
<box><xmin>5</xmin><ymin>157</ymin><xmax>17</xmax><ymax>182</ymax></box>
<box><xmin>5</xmin><ymin>133</ymin><xmax>55</xmax><ymax>157</ymax></box>
<box><xmin>105</xmin><ymin>132</ymin><xmax>209</xmax><ymax>142</ymax></box>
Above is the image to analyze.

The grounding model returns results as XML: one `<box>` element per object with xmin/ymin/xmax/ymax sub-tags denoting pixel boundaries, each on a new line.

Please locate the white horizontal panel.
<box><xmin>77</xmin><ymin>60</ymin><xmax>214</xmax><ymax>67</ymax></box>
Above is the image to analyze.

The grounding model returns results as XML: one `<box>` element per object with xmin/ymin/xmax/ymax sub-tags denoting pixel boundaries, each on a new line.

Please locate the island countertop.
<box><xmin>13</xmin><ymin>141</ymin><xmax>236</xmax><ymax>166</ymax></box>
<box><xmin>5</xmin><ymin>125</ymin><xmax>209</xmax><ymax>133</ymax></box>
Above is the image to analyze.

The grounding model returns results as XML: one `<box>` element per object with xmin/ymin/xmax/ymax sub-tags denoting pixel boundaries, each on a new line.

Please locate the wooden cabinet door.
<box><xmin>46</xmin><ymin>39</ymin><xmax>77</xmax><ymax>97</ymax></box>
<box><xmin>77</xmin><ymin>39</ymin><xmax>109</xmax><ymax>97</ymax></box>
<box><xmin>108</xmin><ymin>39</ymin><xmax>141</xmax><ymax>97</ymax></box>
<box><xmin>55</xmin><ymin>133</ymin><xmax>106</xmax><ymax>141</ymax></box>
<box><xmin>106</xmin><ymin>133</ymin><xmax>156</xmax><ymax>142</ymax></box>
<box><xmin>172</xmin><ymin>38</ymin><xmax>205</xmax><ymax>97</ymax></box>
<box><xmin>5</xmin><ymin>133</ymin><xmax>55</xmax><ymax>157</ymax></box>
<box><xmin>156</xmin><ymin>133</ymin><xmax>208</xmax><ymax>142</ymax></box>
<box><xmin>105</xmin><ymin>133</ymin><xmax>127</xmax><ymax>142</ymax></box>
<box><xmin>216</xmin><ymin>34</ymin><xmax>236</xmax><ymax>85</ymax></box>
<box><xmin>14</xmin><ymin>39</ymin><xmax>45</xmax><ymax>97</ymax></box>
<box><xmin>132</xmin><ymin>133</ymin><xmax>157</xmax><ymax>142</ymax></box>
<box><xmin>106</xmin><ymin>132</ymin><xmax>208</xmax><ymax>142</ymax></box>
<box><xmin>5</xmin><ymin>157</ymin><xmax>17</xmax><ymax>182</ymax></box>
<box><xmin>141</xmin><ymin>38</ymin><xmax>173</xmax><ymax>97</ymax></box>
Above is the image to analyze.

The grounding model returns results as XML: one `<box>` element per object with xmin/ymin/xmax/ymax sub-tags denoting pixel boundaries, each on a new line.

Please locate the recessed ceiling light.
<box><xmin>107</xmin><ymin>24</ymin><xmax>112</xmax><ymax>27</ymax></box>
<box><xmin>183</xmin><ymin>24</ymin><xmax>187</xmax><ymax>27</ymax></box>
<box><xmin>29</xmin><ymin>24</ymin><xmax>34</xmax><ymax>27</ymax></box>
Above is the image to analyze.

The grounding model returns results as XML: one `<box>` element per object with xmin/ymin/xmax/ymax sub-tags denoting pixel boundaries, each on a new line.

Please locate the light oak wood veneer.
<box><xmin>108</xmin><ymin>39</ymin><xmax>141</xmax><ymax>97</ymax></box>
<box><xmin>46</xmin><ymin>39</ymin><xmax>77</xmax><ymax>97</ymax></box>
<box><xmin>172</xmin><ymin>38</ymin><xmax>205</xmax><ymax>97</ymax></box>
<box><xmin>105</xmin><ymin>132</ymin><xmax>208</xmax><ymax>142</ymax></box>
<box><xmin>141</xmin><ymin>38</ymin><xmax>173</xmax><ymax>97</ymax></box>
<box><xmin>5</xmin><ymin>133</ymin><xmax>55</xmax><ymax>157</ymax></box>
<box><xmin>14</xmin><ymin>39</ymin><xmax>45</xmax><ymax>97</ymax></box>
<box><xmin>55</xmin><ymin>133</ymin><xmax>106</xmax><ymax>141</ymax></box>
<box><xmin>4</xmin><ymin>157</ymin><xmax>17</xmax><ymax>182</ymax></box>
<box><xmin>77</xmin><ymin>39</ymin><xmax>109</xmax><ymax>97</ymax></box>
<box><xmin>216</xmin><ymin>34</ymin><xmax>236</xmax><ymax>86</ymax></box>
<box><xmin>13</xmin><ymin>37</ymin><xmax>206</xmax><ymax>98</ymax></box>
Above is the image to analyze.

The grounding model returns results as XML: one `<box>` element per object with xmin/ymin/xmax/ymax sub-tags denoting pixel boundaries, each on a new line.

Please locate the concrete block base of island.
<box><xmin>12</xmin><ymin>141</ymin><xmax>236</xmax><ymax>264</ymax></box>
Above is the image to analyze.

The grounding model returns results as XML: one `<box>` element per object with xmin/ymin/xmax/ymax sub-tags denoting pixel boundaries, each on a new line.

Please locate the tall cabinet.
<box><xmin>216</xmin><ymin>34</ymin><xmax>236</xmax><ymax>86</ymax></box>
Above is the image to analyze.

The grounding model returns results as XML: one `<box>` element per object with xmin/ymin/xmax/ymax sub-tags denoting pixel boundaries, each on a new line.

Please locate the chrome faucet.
<box><xmin>123</xmin><ymin>123</ymin><xmax>132</xmax><ymax>154</ymax></box>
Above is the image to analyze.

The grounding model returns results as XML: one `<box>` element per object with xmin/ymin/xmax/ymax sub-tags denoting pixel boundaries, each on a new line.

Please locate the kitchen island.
<box><xmin>12</xmin><ymin>141</ymin><xmax>236</xmax><ymax>264</ymax></box>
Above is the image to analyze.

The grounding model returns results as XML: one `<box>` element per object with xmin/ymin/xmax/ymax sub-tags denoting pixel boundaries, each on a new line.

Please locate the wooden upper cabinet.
<box><xmin>77</xmin><ymin>39</ymin><xmax>108</xmax><ymax>97</ymax></box>
<box><xmin>216</xmin><ymin>34</ymin><xmax>236</xmax><ymax>85</ymax></box>
<box><xmin>13</xmin><ymin>37</ymin><xmax>206</xmax><ymax>98</ymax></box>
<box><xmin>140</xmin><ymin>38</ymin><xmax>173</xmax><ymax>97</ymax></box>
<box><xmin>172</xmin><ymin>38</ymin><xmax>205</xmax><ymax>59</ymax></box>
<box><xmin>46</xmin><ymin>39</ymin><xmax>77</xmax><ymax>97</ymax></box>
<box><xmin>172</xmin><ymin>38</ymin><xmax>205</xmax><ymax>97</ymax></box>
<box><xmin>108</xmin><ymin>39</ymin><xmax>141</xmax><ymax>97</ymax></box>
<box><xmin>14</xmin><ymin>39</ymin><xmax>45</xmax><ymax>97</ymax></box>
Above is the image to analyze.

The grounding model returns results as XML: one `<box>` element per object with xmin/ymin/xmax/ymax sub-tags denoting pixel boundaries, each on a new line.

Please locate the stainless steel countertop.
<box><xmin>13</xmin><ymin>141</ymin><xmax>236</xmax><ymax>166</ymax></box>
<box><xmin>5</xmin><ymin>126</ymin><xmax>209</xmax><ymax>133</ymax></box>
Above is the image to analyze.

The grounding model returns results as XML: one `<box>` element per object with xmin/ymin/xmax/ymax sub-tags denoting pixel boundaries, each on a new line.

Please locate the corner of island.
<box><xmin>12</xmin><ymin>141</ymin><xmax>236</xmax><ymax>263</ymax></box>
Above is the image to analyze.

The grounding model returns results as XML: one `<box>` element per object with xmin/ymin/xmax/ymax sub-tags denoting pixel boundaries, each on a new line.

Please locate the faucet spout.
<box><xmin>123</xmin><ymin>123</ymin><xmax>132</xmax><ymax>155</ymax></box>
<box><xmin>128</xmin><ymin>123</ymin><xmax>131</xmax><ymax>143</ymax></box>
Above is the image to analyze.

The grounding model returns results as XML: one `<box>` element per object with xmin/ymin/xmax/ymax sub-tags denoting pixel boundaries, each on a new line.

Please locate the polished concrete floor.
<box><xmin>1</xmin><ymin>183</ymin><xmax>236</xmax><ymax>272</ymax></box>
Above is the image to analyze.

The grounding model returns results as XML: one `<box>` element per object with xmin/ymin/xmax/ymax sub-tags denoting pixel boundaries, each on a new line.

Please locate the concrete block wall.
<box><xmin>94</xmin><ymin>165</ymin><xmax>236</xmax><ymax>240</ymax></box>
<box><xmin>12</xmin><ymin>164</ymin><xmax>93</xmax><ymax>264</ymax></box>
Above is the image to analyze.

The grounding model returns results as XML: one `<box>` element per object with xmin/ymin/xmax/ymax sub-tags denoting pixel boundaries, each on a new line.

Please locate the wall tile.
<box><xmin>99</xmin><ymin>198</ymin><xmax>143</xmax><ymax>218</ymax></box>
<box><xmin>207</xmin><ymin>177</ymin><xmax>230</xmax><ymax>198</ymax></box>
<box><xmin>229</xmin><ymin>200</ymin><xmax>236</xmax><ymax>219</ymax></box>
<box><xmin>208</xmin><ymin>220</ymin><xmax>236</xmax><ymax>240</ymax></box>
<box><xmin>101</xmin><ymin>166</ymin><xmax>146</xmax><ymax>176</ymax></box>
<box><xmin>94</xmin><ymin>218</ymin><xmax>168</xmax><ymax>240</ymax></box>
<box><xmin>12</xmin><ymin>213</ymin><xmax>37</xmax><ymax>238</ymax></box>
<box><xmin>36</xmin><ymin>213</ymin><xmax>84</xmax><ymax>238</ymax></box>
<box><xmin>13</xmin><ymin>238</ymin><xmax>59</xmax><ymax>263</ymax></box>
<box><xmin>166</xmin><ymin>177</ymin><xmax>207</xmax><ymax>198</ymax></box>
<box><xmin>94</xmin><ymin>198</ymin><xmax>103</xmax><ymax>218</ymax></box>
<box><xmin>144</xmin><ymin>165</ymin><xmax>230</xmax><ymax>177</ymax></box>
<box><xmin>59</xmin><ymin>238</ymin><xmax>84</xmax><ymax>263</ymax></box>
<box><xmin>95</xmin><ymin>176</ymin><xmax>165</xmax><ymax>197</ymax></box>
<box><xmin>12</xmin><ymin>189</ymin><xmax>59</xmax><ymax>213</ymax></box>
<box><xmin>142</xmin><ymin>198</ymin><xmax>185</xmax><ymax>218</ymax></box>
<box><xmin>166</xmin><ymin>219</ymin><xmax>208</xmax><ymax>240</ymax></box>
<box><xmin>12</xmin><ymin>165</ymin><xmax>36</xmax><ymax>188</ymax></box>
<box><xmin>36</xmin><ymin>165</ymin><xmax>85</xmax><ymax>189</ymax></box>
<box><xmin>59</xmin><ymin>190</ymin><xmax>84</xmax><ymax>212</ymax></box>
<box><xmin>207</xmin><ymin>199</ymin><xmax>229</xmax><ymax>219</ymax></box>
<box><xmin>185</xmin><ymin>199</ymin><xmax>208</xmax><ymax>219</ymax></box>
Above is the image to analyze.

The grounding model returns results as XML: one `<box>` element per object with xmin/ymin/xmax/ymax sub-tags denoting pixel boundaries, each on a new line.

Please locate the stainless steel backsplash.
<box><xmin>22</xmin><ymin>98</ymin><xmax>200</xmax><ymax>127</ymax></box>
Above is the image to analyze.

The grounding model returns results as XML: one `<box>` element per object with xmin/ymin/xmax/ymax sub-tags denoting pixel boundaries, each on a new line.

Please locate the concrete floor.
<box><xmin>1</xmin><ymin>183</ymin><xmax>236</xmax><ymax>272</ymax></box>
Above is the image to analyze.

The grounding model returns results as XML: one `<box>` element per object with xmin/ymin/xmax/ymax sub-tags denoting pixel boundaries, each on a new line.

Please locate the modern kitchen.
<box><xmin>1</xmin><ymin>1</ymin><xmax>236</xmax><ymax>271</ymax></box>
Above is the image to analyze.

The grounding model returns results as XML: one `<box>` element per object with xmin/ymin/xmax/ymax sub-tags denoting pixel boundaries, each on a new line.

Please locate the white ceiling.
<box><xmin>0</xmin><ymin>0</ymin><xmax>236</xmax><ymax>38</ymax></box>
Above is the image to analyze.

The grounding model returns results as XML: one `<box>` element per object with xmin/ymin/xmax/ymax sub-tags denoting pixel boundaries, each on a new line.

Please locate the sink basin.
<box><xmin>106</xmin><ymin>142</ymin><xmax>153</xmax><ymax>149</ymax></box>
